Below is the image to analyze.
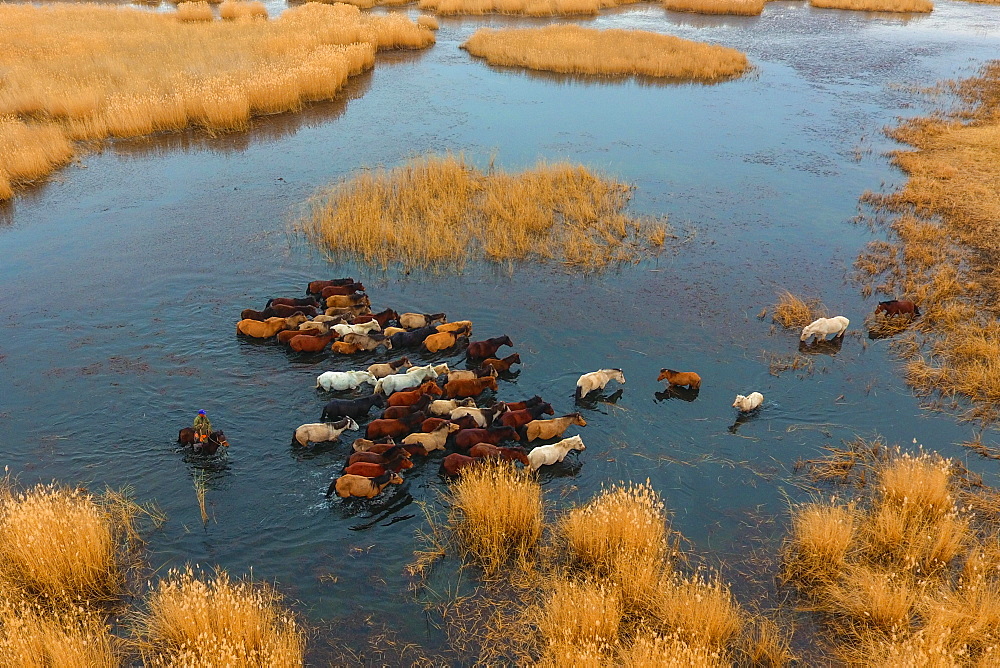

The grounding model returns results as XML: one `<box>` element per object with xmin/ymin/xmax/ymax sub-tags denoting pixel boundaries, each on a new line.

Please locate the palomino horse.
<box><xmin>575</xmin><ymin>369</ymin><xmax>625</xmax><ymax>399</ymax></box>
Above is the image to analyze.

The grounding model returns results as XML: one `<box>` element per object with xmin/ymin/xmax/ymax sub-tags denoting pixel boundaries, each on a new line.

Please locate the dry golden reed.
<box><xmin>461</xmin><ymin>25</ymin><xmax>749</xmax><ymax>80</ymax></box>
<box><xmin>304</xmin><ymin>153</ymin><xmax>668</xmax><ymax>272</ymax></box>
<box><xmin>0</xmin><ymin>603</ymin><xmax>120</xmax><ymax>668</ymax></box>
<box><xmin>136</xmin><ymin>565</ymin><xmax>304</xmax><ymax>667</ymax></box>
<box><xmin>175</xmin><ymin>1</ymin><xmax>214</xmax><ymax>21</ymax></box>
<box><xmin>811</xmin><ymin>0</ymin><xmax>932</xmax><ymax>11</ymax></box>
<box><xmin>419</xmin><ymin>0</ymin><xmax>641</xmax><ymax>16</ymax></box>
<box><xmin>663</xmin><ymin>0</ymin><xmax>765</xmax><ymax>15</ymax></box>
<box><xmin>219</xmin><ymin>0</ymin><xmax>268</xmax><ymax>20</ymax></box>
<box><xmin>770</xmin><ymin>290</ymin><xmax>826</xmax><ymax>328</ymax></box>
<box><xmin>854</xmin><ymin>64</ymin><xmax>1000</xmax><ymax>421</ymax></box>
<box><xmin>416</xmin><ymin>14</ymin><xmax>440</xmax><ymax>29</ymax></box>
<box><xmin>0</xmin><ymin>3</ymin><xmax>433</xmax><ymax>200</ymax></box>
<box><xmin>447</xmin><ymin>460</ymin><xmax>543</xmax><ymax>573</ymax></box>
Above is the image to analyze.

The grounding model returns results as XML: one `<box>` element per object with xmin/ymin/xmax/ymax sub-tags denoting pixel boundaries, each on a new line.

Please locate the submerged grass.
<box><xmin>855</xmin><ymin>62</ymin><xmax>1000</xmax><ymax>423</ymax></box>
<box><xmin>135</xmin><ymin>565</ymin><xmax>304</xmax><ymax>667</ymax></box>
<box><xmin>0</xmin><ymin>3</ymin><xmax>433</xmax><ymax>199</ymax></box>
<box><xmin>304</xmin><ymin>153</ymin><xmax>670</xmax><ymax>272</ymax></box>
<box><xmin>461</xmin><ymin>25</ymin><xmax>750</xmax><ymax>80</ymax></box>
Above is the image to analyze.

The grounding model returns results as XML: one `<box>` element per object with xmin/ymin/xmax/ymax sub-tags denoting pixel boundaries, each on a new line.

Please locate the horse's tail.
<box><xmin>914</xmin><ymin>305</ymin><xmax>922</xmax><ymax>316</ymax></box>
<box><xmin>574</xmin><ymin>384</ymin><xmax>583</xmax><ymax>400</ymax></box>
<box><xmin>265</xmin><ymin>298</ymin><xmax>273</xmax><ymax>308</ymax></box>
<box><xmin>292</xmin><ymin>430</ymin><xmax>301</xmax><ymax>447</ymax></box>
<box><xmin>325</xmin><ymin>479</ymin><xmax>337</xmax><ymax>498</ymax></box>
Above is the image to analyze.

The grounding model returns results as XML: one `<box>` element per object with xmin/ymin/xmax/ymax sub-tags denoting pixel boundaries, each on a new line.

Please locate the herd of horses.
<box><xmin>193</xmin><ymin>282</ymin><xmax>921</xmax><ymax>500</ymax></box>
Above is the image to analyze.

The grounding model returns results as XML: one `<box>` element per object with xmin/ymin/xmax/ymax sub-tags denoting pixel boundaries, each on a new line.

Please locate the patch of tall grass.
<box><xmin>811</xmin><ymin>0</ymin><xmax>932</xmax><ymax>11</ymax></box>
<box><xmin>304</xmin><ymin>153</ymin><xmax>670</xmax><ymax>272</ymax></box>
<box><xmin>447</xmin><ymin>460</ymin><xmax>543</xmax><ymax>573</ymax></box>
<box><xmin>855</xmin><ymin>63</ymin><xmax>1000</xmax><ymax>423</ymax></box>
<box><xmin>664</xmin><ymin>0</ymin><xmax>765</xmax><ymax>15</ymax></box>
<box><xmin>461</xmin><ymin>25</ymin><xmax>749</xmax><ymax>80</ymax></box>
<box><xmin>0</xmin><ymin>602</ymin><xmax>120</xmax><ymax>668</ymax></box>
<box><xmin>770</xmin><ymin>290</ymin><xmax>826</xmax><ymax>328</ymax></box>
<box><xmin>135</xmin><ymin>565</ymin><xmax>304</xmax><ymax>667</ymax></box>
<box><xmin>419</xmin><ymin>0</ymin><xmax>640</xmax><ymax>16</ymax></box>
<box><xmin>219</xmin><ymin>0</ymin><xmax>268</xmax><ymax>20</ymax></box>
<box><xmin>0</xmin><ymin>3</ymin><xmax>433</xmax><ymax>200</ymax></box>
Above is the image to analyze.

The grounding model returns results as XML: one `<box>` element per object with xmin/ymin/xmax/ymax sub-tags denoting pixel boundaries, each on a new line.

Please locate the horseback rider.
<box><xmin>193</xmin><ymin>410</ymin><xmax>212</xmax><ymax>443</ymax></box>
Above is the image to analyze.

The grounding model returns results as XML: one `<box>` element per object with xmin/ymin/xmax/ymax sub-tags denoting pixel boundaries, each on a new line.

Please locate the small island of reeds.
<box><xmin>663</xmin><ymin>0</ymin><xmax>765</xmax><ymax>16</ymax></box>
<box><xmin>460</xmin><ymin>25</ymin><xmax>750</xmax><ymax>81</ymax></box>
<box><xmin>0</xmin><ymin>2</ymin><xmax>435</xmax><ymax>200</ymax></box>
<box><xmin>810</xmin><ymin>0</ymin><xmax>932</xmax><ymax>12</ymax></box>
<box><xmin>417</xmin><ymin>0</ymin><xmax>641</xmax><ymax>16</ymax></box>
<box><xmin>301</xmin><ymin>153</ymin><xmax>671</xmax><ymax>273</ymax></box>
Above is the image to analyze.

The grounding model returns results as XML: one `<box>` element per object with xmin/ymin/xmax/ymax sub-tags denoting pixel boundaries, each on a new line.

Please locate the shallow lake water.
<box><xmin>2</xmin><ymin>0</ymin><xmax>1000</xmax><ymax>661</ymax></box>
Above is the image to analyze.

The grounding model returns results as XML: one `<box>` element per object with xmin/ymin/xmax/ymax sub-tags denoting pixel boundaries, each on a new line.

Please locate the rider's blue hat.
<box><xmin>198</xmin><ymin>410</ymin><xmax>206</xmax><ymax>415</ymax></box>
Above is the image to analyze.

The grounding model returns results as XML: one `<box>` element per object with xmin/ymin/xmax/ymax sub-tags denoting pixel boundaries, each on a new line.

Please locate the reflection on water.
<box><xmin>0</xmin><ymin>0</ymin><xmax>999</xmax><ymax>662</ymax></box>
<box><xmin>655</xmin><ymin>385</ymin><xmax>700</xmax><ymax>402</ymax></box>
<box><xmin>798</xmin><ymin>336</ymin><xmax>844</xmax><ymax>356</ymax></box>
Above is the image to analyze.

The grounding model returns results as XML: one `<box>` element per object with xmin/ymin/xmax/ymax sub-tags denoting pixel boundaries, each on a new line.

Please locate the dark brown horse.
<box><xmin>876</xmin><ymin>299</ymin><xmax>920</xmax><ymax>317</ymax></box>
<box><xmin>178</xmin><ymin>429</ymin><xmax>229</xmax><ymax>455</ymax></box>
<box><xmin>481</xmin><ymin>353</ymin><xmax>521</xmax><ymax>374</ymax></box>
<box><xmin>468</xmin><ymin>443</ymin><xmax>530</xmax><ymax>465</ymax></box>
<box><xmin>498</xmin><ymin>403</ymin><xmax>554</xmax><ymax>429</ymax></box>
<box><xmin>441</xmin><ymin>453</ymin><xmax>480</xmax><ymax>476</ymax></box>
<box><xmin>366</xmin><ymin>412</ymin><xmax>426</xmax><ymax>439</ymax></box>
<box><xmin>277</xmin><ymin>328</ymin><xmax>327</xmax><ymax>344</ymax></box>
<box><xmin>351</xmin><ymin>308</ymin><xmax>399</xmax><ymax>329</ymax></box>
<box><xmin>267</xmin><ymin>297</ymin><xmax>319</xmax><ymax>309</ymax></box>
<box><xmin>381</xmin><ymin>394</ymin><xmax>433</xmax><ymax>419</ymax></box>
<box><xmin>307</xmin><ymin>278</ymin><xmax>355</xmax><ymax>294</ymax></box>
<box><xmin>454</xmin><ymin>426</ymin><xmax>519</xmax><ymax>450</ymax></box>
<box><xmin>321</xmin><ymin>283</ymin><xmax>365</xmax><ymax>299</ymax></box>
<box><xmin>387</xmin><ymin>381</ymin><xmax>443</xmax><ymax>407</ymax></box>
<box><xmin>467</xmin><ymin>335</ymin><xmax>513</xmax><ymax>359</ymax></box>
<box><xmin>504</xmin><ymin>395</ymin><xmax>544</xmax><ymax>411</ymax></box>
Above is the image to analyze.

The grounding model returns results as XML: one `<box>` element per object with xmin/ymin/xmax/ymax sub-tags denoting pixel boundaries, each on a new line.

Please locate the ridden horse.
<box><xmin>498</xmin><ymin>402</ymin><xmax>554</xmax><ymax>429</ymax></box>
<box><xmin>320</xmin><ymin>394</ymin><xmax>387</xmax><ymax>422</ymax></box>
<box><xmin>444</xmin><ymin>376</ymin><xmax>498</xmax><ymax>398</ymax></box>
<box><xmin>876</xmin><ymin>300</ymin><xmax>920</xmax><ymax>317</ymax></box>
<box><xmin>527</xmin><ymin>436</ymin><xmax>585</xmax><ymax>472</ymax></box>
<box><xmin>525</xmin><ymin>413</ymin><xmax>587</xmax><ymax>442</ymax></box>
<box><xmin>387</xmin><ymin>381</ymin><xmax>443</xmax><ymax>407</ymax></box>
<box><xmin>467</xmin><ymin>335</ymin><xmax>513</xmax><ymax>360</ymax></box>
<box><xmin>481</xmin><ymin>354</ymin><xmax>521</xmax><ymax>374</ymax></box>
<box><xmin>369</xmin><ymin>357</ymin><xmax>412</xmax><ymax>379</ymax></box>
<box><xmin>399</xmin><ymin>313</ymin><xmax>447</xmax><ymax>330</ymax></box>
<box><xmin>454</xmin><ymin>426</ymin><xmax>519</xmax><ymax>450</ymax></box>
<box><xmin>575</xmin><ymin>369</ymin><xmax>625</xmax><ymax>399</ymax></box>
<box><xmin>657</xmin><ymin>369</ymin><xmax>701</xmax><ymax>389</ymax></box>
<box><xmin>382</xmin><ymin>394</ymin><xmax>434</xmax><ymax>419</ymax></box>
<box><xmin>307</xmin><ymin>278</ymin><xmax>355</xmax><ymax>294</ymax></box>
<box><xmin>801</xmin><ymin>316</ymin><xmax>849</xmax><ymax>342</ymax></box>
<box><xmin>178</xmin><ymin>429</ymin><xmax>229</xmax><ymax>455</ymax></box>
<box><xmin>327</xmin><ymin>471</ymin><xmax>403</xmax><ymax>499</ymax></box>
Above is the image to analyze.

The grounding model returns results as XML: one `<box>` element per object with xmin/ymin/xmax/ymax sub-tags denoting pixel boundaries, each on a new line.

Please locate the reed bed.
<box><xmin>810</xmin><ymin>0</ymin><xmax>932</xmax><ymax>11</ymax></box>
<box><xmin>0</xmin><ymin>602</ymin><xmax>120</xmax><ymax>668</ymax></box>
<box><xmin>135</xmin><ymin>565</ymin><xmax>304</xmax><ymax>667</ymax></box>
<box><xmin>417</xmin><ymin>14</ymin><xmax>440</xmax><ymax>29</ymax></box>
<box><xmin>0</xmin><ymin>3</ymin><xmax>433</xmax><ymax>200</ymax></box>
<box><xmin>769</xmin><ymin>290</ymin><xmax>827</xmax><ymax>328</ymax></box>
<box><xmin>663</xmin><ymin>0</ymin><xmax>765</xmax><ymax>16</ymax></box>
<box><xmin>304</xmin><ymin>153</ymin><xmax>669</xmax><ymax>272</ymax></box>
<box><xmin>418</xmin><ymin>0</ymin><xmax>641</xmax><ymax>16</ymax></box>
<box><xmin>461</xmin><ymin>25</ymin><xmax>749</xmax><ymax>80</ymax></box>
<box><xmin>219</xmin><ymin>0</ymin><xmax>268</xmax><ymax>20</ymax></box>
<box><xmin>446</xmin><ymin>461</ymin><xmax>543</xmax><ymax>573</ymax></box>
<box><xmin>783</xmin><ymin>447</ymin><xmax>1000</xmax><ymax>664</ymax></box>
<box><xmin>855</xmin><ymin>62</ymin><xmax>1000</xmax><ymax>423</ymax></box>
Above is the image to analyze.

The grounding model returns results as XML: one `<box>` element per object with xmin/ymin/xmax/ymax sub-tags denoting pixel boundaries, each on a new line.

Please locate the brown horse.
<box><xmin>498</xmin><ymin>403</ymin><xmax>554</xmax><ymax>429</ymax></box>
<box><xmin>267</xmin><ymin>303</ymin><xmax>317</xmax><ymax>318</ymax></box>
<box><xmin>525</xmin><ymin>413</ymin><xmax>587</xmax><ymax>442</ymax></box>
<box><xmin>277</xmin><ymin>327</ymin><xmax>327</xmax><ymax>344</ymax></box>
<box><xmin>328</xmin><ymin>471</ymin><xmax>402</xmax><ymax>499</ymax></box>
<box><xmin>289</xmin><ymin>333</ymin><xmax>335</xmax><ymax>353</ymax></box>
<box><xmin>321</xmin><ymin>283</ymin><xmax>365</xmax><ymax>299</ymax></box>
<box><xmin>876</xmin><ymin>299</ymin><xmax>920</xmax><ymax>317</ymax></box>
<box><xmin>326</xmin><ymin>305</ymin><xmax>371</xmax><ymax>318</ymax></box>
<box><xmin>468</xmin><ymin>443</ymin><xmax>530</xmax><ymax>465</ymax></box>
<box><xmin>387</xmin><ymin>381</ymin><xmax>443</xmax><ymax>407</ymax></box>
<box><xmin>381</xmin><ymin>395</ymin><xmax>433</xmax><ymax>419</ymax></box>
<box><xmin>467</xmin><ymin>335</ymin><xmax>513</xmax><ymax>359</ymax></box>
<box><xmin>366</xmin><ymin>412</ymin><xmax>427</xmax><ymax>439</ymax></box>
<box><xmin>657</xmin><ymin>369</ymin><xmax>701</xmax><ymax>389</ymax></box>
<box><xmin>307</xmin><ymin>278</ymin><xmax>355</xmax><ymax>294</ymax></box>
<box><xmin>178</xmin><ymin>429</ymin><xmax>229</xmax><ymax>455</ymax></box>
<box><xmin>330</xmin><ymin>341</ymin><xmax>363</xmax><ymax>355</ymax></box>
<box><xmin>352</xmin><ymin>308</ymin><xmax>399</xmax><ymax>329</ymax></box>
<box><xmin>423</xmin><ymin>330</ymin><xmax>467</xmax><ymax>353</ymax></box>
<box><xmin>326</xmin><ymin>293</ymin><xmax>370</xmax><ymax>309</ymax></box>
<box><xmin>441</xmin><ymin>453</ymin><xmax>480</xmax><ymax>476</ymax></box>
<box><xmin>454</xmin><ymin>426</ymin><xmax>519</xmax><ymax>450</ymax></box>
<box><xmin>237</xmin><ymin>315</ymin><xmax>307</xmax><ymax>338</ymax></box>
<box><xmin>267</xmin><ymin>297</ymin><xmax>319</xmax><ymax>309</ymax></box>
<box><xmin>400</xmin><ymin>312</ymin><xmax>447</xmax><ymax>329</ymax></box>
<box><xmin>342</xmin><ymin>332</ymin><xmax>392</xmax><ymax>352</ymax></box>
<box><xmin>504</xmin><ymin>395</ymin><xmax>544</xmax><ymax>411</ymax></box>
<box><xmin>481</xmin><ymin>354</ymin><xmax>521</xmax><ymax>374</ymax></box>
<box><xmin>445</xmin><ymin>376</ymin><xmax>498</xmax><ymax>398</ymax></box>
<box><xmin>436</xmin><ymin>320</ymin><xmax>473</xmax><ymax>334</ymax></box>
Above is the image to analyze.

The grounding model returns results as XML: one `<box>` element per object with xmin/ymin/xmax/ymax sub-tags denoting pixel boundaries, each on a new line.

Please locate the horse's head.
<box><xmin>572</xmin><ymin>413</ymin><xmax>587</xmax><ymax>427</ymax></box>
<box><xmin>211</xmin><ymin>430</ymin><xmax>229</xmax><ymax>448</ymax></box>
<box><xmin>500</xmin><ymin>335</ymin><xmax>513</xmax><ymax>347</ymax></box>
<box><xmin>565</xmin><ymin>435</ymin><xmax>585</xmax><ymax>451</ymax></box>
<box><xmin>657</xmin><ymin>369</ymin><xmax>673</xmax><ymax>382</ymax></box>
<box><xmin>612</xmin><ymin>369</ymin><xmax>625</xmax><ymax>383</ymax></box>
<box><xmin>540</xmin><ymin>403</ymin><xmax>554</xmax><ymax>416</ymax></box>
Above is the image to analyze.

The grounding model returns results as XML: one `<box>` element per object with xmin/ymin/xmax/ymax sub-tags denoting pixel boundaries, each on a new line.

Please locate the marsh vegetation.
<box><xmin>418</xmin><ymin>0</ymin><xmax>642</xmax><ymax>16</ymax></box>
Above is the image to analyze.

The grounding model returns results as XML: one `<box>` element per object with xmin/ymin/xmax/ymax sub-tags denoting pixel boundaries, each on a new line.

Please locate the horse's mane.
<box><xmin>371</xmin><ymin>471</ymin><xmax>394</xmax><ymax>488</ymax></box>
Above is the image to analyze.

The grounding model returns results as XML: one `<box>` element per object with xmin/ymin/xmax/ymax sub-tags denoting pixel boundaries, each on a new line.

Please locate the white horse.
<box><xmin>292</xmin><ymin>417</ymin><xmax>358</xmax><ymax>447</ymax></box>
<box><xmin>732</xmin><ymin>392</ymin><xmax>764</xmax><ymax>412</ymax></box>
<box><xmin>315</xmin><ymin>370</ymin><xmax>376</xmax><ymax>391</ymax></box>
<box><xmin>800</xmin><ymin>316</ymin><xmax>849</xmax><ymax>342</ymax></box>
<box><xmin>575</xmin><ymin>368</ymin><xmax>625</xmax><ymax>399</ymax></box>
<box><xmin>407</xmin><ymin>362</ymin><xmax>449</xmax><ymax>375</ymax></box>
<box><xmin>527</xmin><ymin>435</ymin><xmax>586</xmax><ymax>472</ymax></box>
<box><xmin>375</xmin><ymin>365</ymin><xmax>439</xmax><ymax>394</ymax></box>
<box><xmin>332</xmin><ymin>320</ymin><xmax>381</xmax><ymax>337</ymax></box>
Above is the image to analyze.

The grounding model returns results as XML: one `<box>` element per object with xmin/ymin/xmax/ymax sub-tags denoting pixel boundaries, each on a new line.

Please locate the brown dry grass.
<box><xmin>416</xmin><ymin>14</ymin><xmax>440</xmax><ymax>29</ymax></box>
<box><xmin>0</xmin><ymin>602</ymin><xmax>120</xmax><ymax>668</ymax></box>
<box><xmin>770</xmin><ymin>290</ymin><xmax>827</xmax><ymax>328</ymax></box>
<box><xmin>811</xmin><ymin>0</ymin><xmax>932</xmax><ymax>10</ymax></box>
<box><xmin>419</xmin><ymin>0</ymin><xmax>641</xmax><ymax>16</ymax></box>
<box><xmin>461</xmin><ymin>25</ymin><xmax>749</xmax><ymax>80</ymax></box>
<box><xmin>447</xmin><ymin>460</ymin><xmax>543</xmax><ymax>574</ymax></box>
<box><xmin>304</xmin><ymin>153</ymin><xmax>670</xmax><ymax>272</ymax></box>
<box><xmin>855</xmin><ymin>63</ymin><xmax>1000</xmax><ymax>423</ymax></box>
<box><xmin>0</xmin><ymin>3</ymin><xmax>433</xmax><ymax>200</ymax></box>
<box><xmin>219</xmin><ymin>0</ymin><xmax>268</xmax><ymax>20</ymax></box>
<box><xmin>176</xmin><ymin>1</ymin><xmax>214</xmax><ymax>21</ymax></box>
<box><xmin>664</xmin><ymin>0</ymin><xmax>765</xmax><ymax>15</ymax></box>
<box><xmin>135</xmin><ymin>565</ymin><xmax>304</xmax><ymax>667</ymax></box>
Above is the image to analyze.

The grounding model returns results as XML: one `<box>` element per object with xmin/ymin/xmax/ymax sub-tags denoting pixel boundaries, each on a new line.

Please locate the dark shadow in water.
<box><xmin>534</xmin><ymin>454</ymin><xmax>584</xmax><ymax>481</ymax></box>
<box><xmin>798</xmin><ymin>336</ymin><xmax>843</xmax><ymax>356</ymax></box>
<box><xmin>108</xmin><ymin>71</ymin><xmax>374</xmax><ymax>160</ymax></box>
<box><xmin>290</xmin><ymin>438</ymin><xmax>352</xmax><ymax>461</ymax></box>
<box><xmin>728</xmin><ymin>408</ymin><xmax>762</xmax><ymax>435</ymax></box>
<box><xmin>655</xmin><ymin>386</ymin><xmax>700</xmax><ymax>403</ymax></box>
<box><xmin>663</xmin><ymin>8</ymin><xmax>763</xmax><ymax>29</ymax></box>
<box><xmin>0</xmin><ymin>199</ymin><xmax>14</xmax><ymax>227</ymax></box>
<box><xmin>575</xmin><ymin>387</ymin><xmax>624</xmax><ymax>411</ymax></box>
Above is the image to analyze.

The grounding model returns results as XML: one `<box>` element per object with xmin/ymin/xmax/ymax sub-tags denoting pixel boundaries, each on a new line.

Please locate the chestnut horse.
<box><xmin>876</xmin><ymin>299</ymin><xmax>920</xmax><ymax>317</ymax></box>
<box><xmin>366</xmin><ymin>412</ymin><xmax>427</xmax><ymax>439</ymax></box>
<box><xmin>498</xmin><ymin>402</ymin><xmax>554</xmax><ymax>429</ymax></box>
<box><xmin>307</xmin><ymin>278</ymin><xmax>355</xmax><ymax>294</ymax></box>
<box><xmin>178</xmin><ymin>429</ymin><xmax>229</xmax><ymax>455</ymax></box>
<box><xmin>381</xmin><ymin>394</ymin><xmax>434</xmax><ymax>419</ymax></box>
<box><xmin>387</xmin><ymin>381</ymin><xmax>443</xmax><ymax>407</ymax></box>
<box><xmin>467</xmin><ymin>335</ymin><xmax>513</xmax><ymax>359</ymax></box>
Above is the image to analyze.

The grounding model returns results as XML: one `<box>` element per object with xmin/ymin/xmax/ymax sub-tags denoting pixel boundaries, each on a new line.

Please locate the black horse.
<box><xmin>178</xmin><ymin>428</ymin><xmax>230</xmax><ymax>455</ymax></box>
<box><xmin>320</xmin><ymin>393</ymin><xmax>387</xmax><ymax>422</ymax></box>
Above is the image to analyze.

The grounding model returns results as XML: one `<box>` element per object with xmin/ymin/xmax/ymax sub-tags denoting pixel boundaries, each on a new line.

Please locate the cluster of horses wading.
<box><xmin>220</xmin><ymin>280</ymin><xmax>921</xmax><ymax>501</ymax></box>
